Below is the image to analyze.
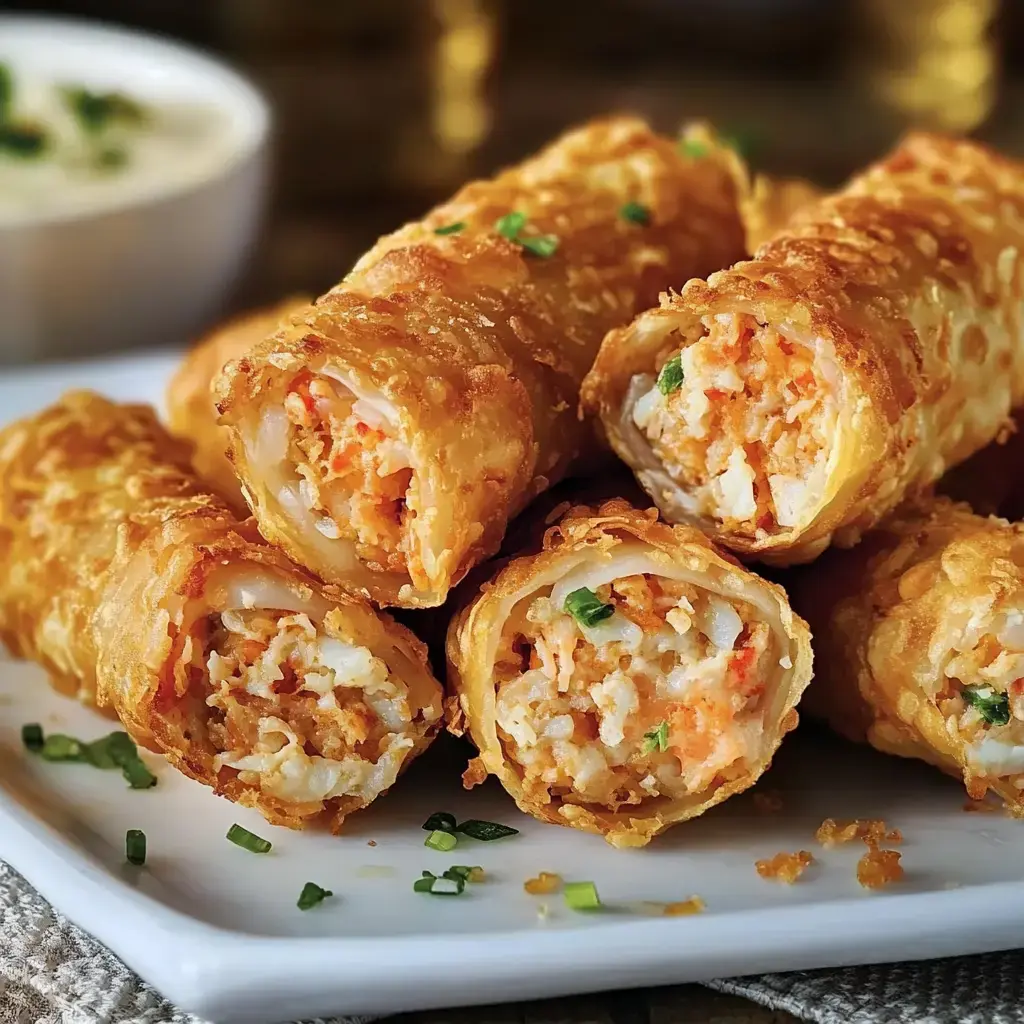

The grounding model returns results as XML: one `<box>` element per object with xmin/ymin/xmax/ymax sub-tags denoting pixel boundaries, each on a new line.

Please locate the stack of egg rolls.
<box><xmin>213</xmin><ymin>117</ymin><xmax>753</xmax><ymax>608</ymax></box>
<box><xmin>167</xmin><ymin>296</ymin><xmax>310</xmax><ymax>511</ymax></box>
<box><xmin>0</xmin><ymin>392</ymin><xmax>443</xmax><ymax>830</ymax></box>
<box><xmin>791</xmin><ymin>497</ymin><xmax>1024</xmax><ymax>812</ymax></box>
<box><xmin>583</xmin><ymin>133</ymin><xmax>1024</xmax><ymax>565</ymax></box>
<box><xmin>447</xmin><ymin>498</ymin><xmax>813</xmax><ymax>847</ymax></box>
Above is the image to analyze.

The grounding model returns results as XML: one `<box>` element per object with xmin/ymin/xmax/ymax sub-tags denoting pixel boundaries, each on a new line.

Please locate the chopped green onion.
<box><xmin>120</xmin><ymin>758</ymin><xmax>158</xmax><ymax>790</ymax></box>
<box><xmin>21</xmin><ymin>724</ymin><xmax>44</xmax><ymax>752</ymax></box>
<box><xmin>434</xmin><ymin>221</ymin><xmax>465</xmax><ymax>236</ymax></box>
<box><xmin>642</xmin><ymin>721</ymin><xmax>670</xmax><ymax>754</ymax></box>
<box><xmin>125</xmin><ymin>829</ymin><xmax>146</xmax><ymax>866</ymax></box>
<box><xmin>620</xmin><ymin>201</ymin><xmax>650</xmax><ymax>226</ymax></box>
<box><xmin>563</xmin><ymin>880</ymin><xmax>601</xmax><ymax>911</ymax></box>
<box><xmin>656</xmin><ymin>354</ymin><xmax>685</xmax><ymax>395</ymax></box>
<box><xmin>445</xmin><ymin>865</ymin><xmax>484</xmax><ymax>882</ymax></box>
<box><xmin>456</xmin><ymin>819</ymin><xmax>520</xmax><ymax>842</ymax></box>
<box><xmin>39</xmin><ymin>734</ymin><xmax>86</xmax><ymax>762</ymax></box>
<box><xmin>226</xmin><ymin>823</ymin><xmax>272</xmax><ymax>854</ymax></box>
<box><xmin>62</xmin><ymin>87</ymin><xmax>145</xmax><ymax>135</ymax></box>
<box><xmin>495</xmin><ymin>211</ymin><xmax>527</xmax><ymax>240</ymax></box>
<box><xmin>0</xmin><ymin>63</ymin><xmax>12</xmax><ymax>124</ymax></box>
<box><xmin>421</xmin><ymin>811</ymin><xmax>458</xmax><ymax>833</ymax></box>
<box><xmin>678</xmin><ymin>137</ymin><xmax>709</xmax><ymax>159</ymax></box>
<box><xmin>0</xmin><ymin>123</ymin><xmax>47</xmax><ymax>159</ymax></box>
<box><xmin>495</xmin><ymin>211</ymin><xmax>559</xmax><ymax>259</ymax></box>
<box><xmin>96</xmin><ymin>145</ymin><xmax>128</xmax><ymax>170</ymax></box>
<box><xmin>425</xmin><ymin>829</ymin><xmax>459</xmax><ymax>852</ymax></box>
<box><xmin>414</xmin><ymin>870</ymin><xmax>466</xmax><ymax>896</ymax></box>
<box><xmin>564</xmin><ymin>587</ymin><xmax>615</xmax><ymax>629</ymax></box>
<box><xmin>297</xmin><ymin>882</ymin><xmax>333</xmax><ymax>910</ymax></box>
<box><xmin>962</xmin><ymin>685</ymin><xmax>1010</xmax><ymax>726</ymax></box>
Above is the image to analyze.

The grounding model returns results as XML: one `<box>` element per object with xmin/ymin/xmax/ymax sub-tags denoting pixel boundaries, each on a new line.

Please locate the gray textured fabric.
<box><xmin>3</xmin><ymin>858</ymin><xmax>1022</xmax><ymax>1024</ymax></box>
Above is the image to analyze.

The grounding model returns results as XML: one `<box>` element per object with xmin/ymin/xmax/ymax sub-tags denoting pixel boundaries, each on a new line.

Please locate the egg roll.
<box><xmin>791</xmin><ymin>497</ymin><xmax>1024</xmax><ymax>812</ymax></box>
<box><xmin>741</xmin><ymin>175</ymin><xmax>823</xmax><ymax>252</ymax></box>
<box><xmin>939</xmin><ymin>414</ymin><xmax>1024</xmax><ymax>520</ymax></box>
<box><xmin>446</xmin><ymin>499</ymin><xmax>812</xmax><ymax>847</ymax></box>
<box><xmin>166</xmin><ymin>297</ymin><xmax>310</xmax><ymax>511</ymax></box>
<box><xmin>582</xmin><ymin>133</ymin><xmax>1024</xmax><ymax>565</ymax></box>
<box><xmin>0</xmin><ymin>392</ymin><xmax>443</xmax><ymax>830</ymax></box>
<box><xmin>214</xmin><ymin>117</ymin><xmax>751</xmax><ymax>608</ymax></box>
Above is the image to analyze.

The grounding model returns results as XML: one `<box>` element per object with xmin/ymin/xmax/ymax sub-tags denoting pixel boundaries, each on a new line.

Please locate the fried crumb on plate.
<box><xmin>857</xmin><ymin>848</ymin><xmax>904</xmax><ymax>890</ymax></box>
<box><xmin>367</xmin><ymin>840</ymin><xmax>377</xmax><ymax>847</ymax></box>
<box><xmin>662</xmin><ymin>896</ymin><xmax>705</xmax><ymax>916</ymax></box>
<box><xmin>462</xmin><ymin>756</ymin><xmax>487</xmax><ymax>790</ymax></box>
<box><xmin>752</xmin><ymin>789</ymin><xmax>784</xmax><ymax>814</ymax></box>
<box><xmin>755</xmin><ymin>850</ymin><xmax>814</xmax><ymax>884</ymax></box>
<box><xmin>963</xmin><ymin>799</ymin><xmax>1000</xmax><ymax>814</ymax></box>
<box><xmin>524</xmin><ymin>871</ymin><xmax>562</xmax><ymax>895</ymax></box>
<box><xmin>815</xmin><ymin>817</ymin><xmax>901</xmax><ymax>847</ymax></box>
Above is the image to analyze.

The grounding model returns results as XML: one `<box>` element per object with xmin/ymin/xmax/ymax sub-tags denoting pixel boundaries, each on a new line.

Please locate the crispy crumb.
<box><xmin>467</xmin><ymin>867</ymin><xmax>486</xmax><ymax>883</ymax></box>
<box><xmin>856</xmin><ymin>848</ymin><xmax>904</xmax><ymax>889</ymax></box>
<box><xmin>367</xmin><ymin>840</ymin><xmax>377</xmax><ymax>847</ymax></box>
<box><xmin>462</xmin><ymin>756</ymin><xmax>487</xmax><ymax>790</ymax></box>
<box><xmin>752</xmin><ymin>790</ymin><xmax>783</xmax><ymax>814</ymax></box>
<box><xmin>524</xmin><ymin>871</ymin><xmax>562</xmax><ymax>895</ymax></box>
<box><xmin>755</xmin><ymin>850</ymin><xmax>814</xmax><ymax>884</ymax></box>
<box><xmin>816</xmin><ymin>817</ymin><xmax>898</xmax><ymax>847</ymax></box>
<box><xmin>663</xmin><ymin>896</ymin><xmax>705</xmax><ymax>916</ymax></box>
<box><xmin>963</xmin><ymin>799</ymin><xmax>1000</xmax><ymax>814</ymax></box>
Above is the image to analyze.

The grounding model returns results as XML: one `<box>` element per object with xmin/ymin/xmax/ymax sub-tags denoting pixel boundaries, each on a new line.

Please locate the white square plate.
<box><xmin>2</xmin><ymin>354</ymin><xmax>1023</xmax><ymax>1024</ymax></box>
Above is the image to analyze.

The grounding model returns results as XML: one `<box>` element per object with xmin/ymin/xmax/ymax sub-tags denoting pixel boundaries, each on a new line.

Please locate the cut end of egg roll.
<box><xmin>447</xmin><ymin>499</ymin><xmax>812</xmax><ymax>847</ymax></box>
<box><xmin>166</xmin><ymin>297</ymin><xmax>310</xmax><ymax>510</ymax></box>
<box><xmin>582</xmin><ymin>132</ymin><xmax>1024</xmax><ymax>564</ymax></box>
<box><xmin>0</xmin><ymin>391</ymin><xmax>444</xmax><ymax>831</ymax></box>
<box><xmin>792</xmin><ymin>497</ymin><xmax>1024</xmax><ymax>812</ymax></box>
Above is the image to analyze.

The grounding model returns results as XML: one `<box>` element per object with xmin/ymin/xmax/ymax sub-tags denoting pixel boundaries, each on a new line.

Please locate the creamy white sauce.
<box><xmin>0</xmin><ymin>72</ymin><xmax>236</xmax><ymax>223</ymax></box>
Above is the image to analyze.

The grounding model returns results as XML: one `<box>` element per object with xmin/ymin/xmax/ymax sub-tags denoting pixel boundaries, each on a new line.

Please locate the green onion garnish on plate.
<box><xmin>445</xmin><ymin>865</ymin><xmax>484</xmax><ymax>883</ymax></box>
<box><xmin>226</xmin><ymin>823</ymin><xmax>272</xmax><ymax>854</ymax></box>
<box><xmin>21</xmin><ymin>723</ymin><xmax>44</xmax><ymax>752</ymax></box>
<box><xmin>0</xmin><ymin>123</ymin><xmax>47</xmax><ymax>159</ymax></box>
<box><xmin>62</xmin><ymin>86</ymin><xmax>145</xmax><ymax>135</ymax></box>
<box><xmin>456</xmin><ymin>819</ymin><xmax>519</xmax><ymax>842</ymax></box>
<box><xmin>0</xmin><ymin>63</ymin><xmax>12</xmax><ymax>123</ymax></box>
<box><xmin>39</xmin><ymin>734</ymin><xmax>86</xmax><ymax>762</ymax></box>
<box><xmin>425</xmin><ymin>829</ymin><xmax>459</xmax><ymax>852</ymax></box>
<box><xmin>125</xmin><ymin>829</ymin><xmax>146</xmax><ymax>866</ymax></box>
<box><xmin>414</xmin><ymin>870</ymin><xmax>466</xmax><ymax>896</ymax></box>
<box><xmin>563</xmin><ymin>880</ymin><xmax>601</xmax><ymax>911</ymax></box>
<box><xmin>297</xmin><ymin>882</ymin><xmax>333</xmax><ymax>911</ymax></box>
<box><xmin>564</xmin><ymin>587</ymin><xmax>615</xmax><ymax>629</ymax></box>
<box><xmin>434</xmin><ymin>221</ymin><xmax>465</xmax><ymax>236</ymax></box>
<box><xmin>421</xmin><ymin>811</ymin><xmax>458</xmax><ymax>833</ymax></box>
<box><xmin>656</xmin><ymin>354</ymin><xmax>685</xmax><ymax>395</ymax></box>
<box><xmin>620</xmin><ymin>201</ymin><xmax>650</xmax><ymax>226</ymax></box>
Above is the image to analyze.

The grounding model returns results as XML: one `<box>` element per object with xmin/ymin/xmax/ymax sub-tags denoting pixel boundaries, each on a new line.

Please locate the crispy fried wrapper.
<box><xmin>0</xmin><ymin>392</ymin><xmax>443</xmax><ymax>830</ymax></box>
<box><xmin>583</xmin><ymin>133</ymin><xmax>1024</xmax><ymax>565</ymax></box>
<box><xmin>214</xmin><ymin>117</ymin><xmax>752</xmax><ymax>608</ymax></box>
<box><xmin>167</xmin><ymin>297</ymin><xmax>310</xmax><ymax>510</ymax></box>
<box><xmin>446</xmin><ymin>499</ymin><xmax>812</xmax><ymax>847</ymax></box>
<box><xmin>741</xmin><ymin>175</ymin><xmax>824</xmax><ymax>252</ymax></box>
<box><xmin>791</xmin><ymin>497</ymin><xmax>1024</xmax><ymax>811</ymax></box>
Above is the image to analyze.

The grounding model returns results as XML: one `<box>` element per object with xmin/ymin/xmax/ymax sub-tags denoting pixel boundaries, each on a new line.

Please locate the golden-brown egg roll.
<box><xmin>213</xmin><ymin>118</ymin><xmax>751</xmax><ymax>608</ymax></box>
<box><xmin>167</xmin><ymin>297</ymin><xmax>310</xmax><ymax>511</ymax></box>
<box><xmin>0</xmin><ymin>392</ymin><xmax>443</xmax><ymax>830</ymax></box>
<box><xmin>446</xmin><ymin>499</ymin><xmax>813</xmax><ymax>847</ymax></box>
<box><xmin>791</xmin><ymin>497</ymin><xmax>1024</xmax><ymax>811</ymax></box>
<box><xmin>582</xmin><ymin>133</ymin><xmax>1024</xmax><ymax>565</ymax></box>
<box><xmin>741</xmin><ymin>175</ymin><xmax>824</xmax><ymax>252</ymax></box>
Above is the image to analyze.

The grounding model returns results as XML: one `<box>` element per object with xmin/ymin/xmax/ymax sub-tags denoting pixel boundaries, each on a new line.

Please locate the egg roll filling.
<box><xmin>628</xmin><ymin>313</ymin><xmax>839</xmax><ymax>536</ymax></box>
<box><xmin>170</xmin><ymin>605</ymin><xmax>426</xmax><ymax>809</ymax></box>
<box><xmin>493</xmin><ymin>569</ymin><xmax>776</xmax><ymax>809</ymax></box>
<box><xmin>932</xmin><ymin>600</ymin><xmax>1024</xmax><ymax>783</ymax></box>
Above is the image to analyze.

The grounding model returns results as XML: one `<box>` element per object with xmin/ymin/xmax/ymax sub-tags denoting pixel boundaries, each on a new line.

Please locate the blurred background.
<box><xmin>1</xmin><ymin>0</ymin><xmax>1021</xmax><ymax>358</ymax></box>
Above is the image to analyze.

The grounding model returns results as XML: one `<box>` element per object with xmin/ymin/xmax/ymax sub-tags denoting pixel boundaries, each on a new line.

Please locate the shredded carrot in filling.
<box><xmin>632</xmin><ymin>312</ymin><xmax>836</xmax><ymax>535</ymax></box>
<box><xmin>185</xmin><ymin>609</ymin><xmax>417</xmax><ymax>806</ymax></box>
<box><xmin>284</xmin><ymin>372</ymin><xmax>413</xmax><ymax>572</ymax></box>
<box><xmin>493</xmin><ymin>574</ymin><xmax>773</xmax><ymax>808</ymax></box>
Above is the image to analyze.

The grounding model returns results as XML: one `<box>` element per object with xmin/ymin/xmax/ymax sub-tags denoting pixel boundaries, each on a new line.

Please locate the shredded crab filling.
<box><xmin>631</xmin><ymin>312</ymin><xmax>837</xmax><ymax>534</ymax></box>
<box><xmin>186</xmin><ymin>609</ymin><xmax>417</xmax><ymax>805</ymax></box>
<box><xmin>283</xmin><ymin>371</ymin><xmax>413</xmax><ymax>572</ymax></box>
<box><xmin>493</xmin><ymin>574</ymin><xmax>773</xmax><ymax>808</ymax></box>
<box><xmin>931</xmin><ymin>600</ymin><xmax>1024</xmax><ymax>783</ymax></box>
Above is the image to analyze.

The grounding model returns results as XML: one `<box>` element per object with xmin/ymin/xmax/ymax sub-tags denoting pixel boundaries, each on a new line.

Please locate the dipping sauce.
<box><xmin>0</xmin><ymin>62</ymin><xmax>236</xmax><ymax>224</ymax></box>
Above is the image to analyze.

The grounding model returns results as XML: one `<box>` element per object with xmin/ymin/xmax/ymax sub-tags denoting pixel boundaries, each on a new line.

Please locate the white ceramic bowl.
<box><xmin>0</xmin><ymin>16</ymin><xmax>270</xmax><ymax>364</ymax></box>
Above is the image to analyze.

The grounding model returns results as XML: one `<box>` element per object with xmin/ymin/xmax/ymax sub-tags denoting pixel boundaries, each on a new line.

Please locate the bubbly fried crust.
<box><xmin>167</xmin><ymin>297</ymin><xmax>310</xmax><ymax>510</ymax></box>
<box><xmin>0</xmin><ymin>391</ymin><xmax>443</xmax><ymax>830</ymax></box>
<box><xmin>445</xmin><ymin>498</ymin><xmax>812</xmax><ymax>848</ymax></box>
<box><xmin>583</xmin><ymin>133</ymin><xmax>1024</xmax><ymax>564</ymax></box>
<box><xmin>215</xmin><ymin>118</ymin><xmax>750</xmax><ymax>608</ymax></box>
<box><xmin>790</xmin><ymin>497</ymin><xmax>1024</xmax><ymax>811</ymax></box>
